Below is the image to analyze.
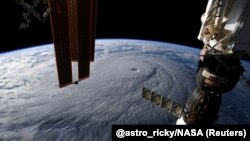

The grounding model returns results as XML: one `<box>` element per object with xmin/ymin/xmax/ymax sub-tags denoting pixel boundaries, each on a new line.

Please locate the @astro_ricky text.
<box><xmin>114</xmin><ymin>127</ymin><xmax>247</xmax><ymax>139</ymax></box>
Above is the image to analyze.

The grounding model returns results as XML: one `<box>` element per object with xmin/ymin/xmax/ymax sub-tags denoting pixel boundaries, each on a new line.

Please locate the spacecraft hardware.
<box><xmin>15</xmin><ymin>0</ymin><xmax>97</xmax><ymax>87</ymax></box>
<box><xmin>143</xmin><ymin>0</ymin><xmax>250</xmax><ymax>125</ymax></box>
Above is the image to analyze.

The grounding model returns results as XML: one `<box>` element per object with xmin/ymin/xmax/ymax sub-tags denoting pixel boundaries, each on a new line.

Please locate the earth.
<box><xmin>0</xmin><ymin>39</ymin><xmax>250</xmax><ymax>140</ymax></box>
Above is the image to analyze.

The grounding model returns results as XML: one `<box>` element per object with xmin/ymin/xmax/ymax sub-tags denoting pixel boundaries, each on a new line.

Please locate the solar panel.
<box><xmin>68</xmin><ymin>0</ymin><xmax>79</xmax><ymax>61</ymax></box>
<box><xmin>78</xmin><ymin>0</ymin><xmax>92</xmax><ymax>80</ymax></box>
<box><xmin>90</xmin><ymin>0</ymin><xmax>97</xmax><ymax>62</ymax></box>
<box><xmin>142</xmin><ymin>87</ymin><xmax>183</xmax><ymax>118</ymax></box>
<box><xmin>48</xmin><ymin>0</ymin><xmax>73</xmax><ymax>87</ymax></box>
<box><xmin>48</xmin><ymin>0</ymin><xmax>97</xmax><ymax>87</ymax></box>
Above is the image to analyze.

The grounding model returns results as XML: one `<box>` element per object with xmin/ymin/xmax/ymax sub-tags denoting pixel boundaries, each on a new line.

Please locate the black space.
<box><xmin>2</xmin><ymin>0</ymin><xmax>207</xmax><ymax>53</ymax></box>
